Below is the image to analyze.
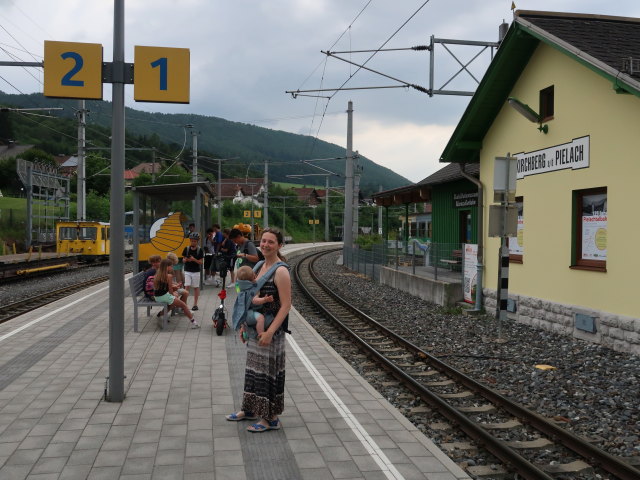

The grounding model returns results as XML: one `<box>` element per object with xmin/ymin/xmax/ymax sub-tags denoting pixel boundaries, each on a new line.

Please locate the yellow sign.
<box><xmin>314</xmin><ymin>219</ymin><xmax>319</xmax><ymax>224</ymax></box>
<box><xmin>308</xmin><ymin>219</ymin><xmax>319</xmax><ymax>225</ymax></box>
<box><xmin>44</xmin><ymin>41</ymin><xmax>103</xmax><ymax>99</ymax></box>
<box><xmin>254</xmin><ymin>210</ymin><xmax>262</xmax><ymax>218</ymax></box>
<box><xmin>243</xmin><ymin>211</ymin><xmax>251</xmax><ymax>218</ymax></box>
<box><xmin>134</xmin><ymin>46</ymin><xmax>190</xmax><ymax>103</ymax></box>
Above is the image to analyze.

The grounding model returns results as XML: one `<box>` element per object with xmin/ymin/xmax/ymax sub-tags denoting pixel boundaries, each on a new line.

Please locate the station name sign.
<box><xmin>515</xmin><ymin>136</ymin><xmax>589</xmax><ymax>179</ymax></box>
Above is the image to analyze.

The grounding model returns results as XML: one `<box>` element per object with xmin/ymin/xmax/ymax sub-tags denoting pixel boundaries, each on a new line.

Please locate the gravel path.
<box><xmin>309</xmin><ymin>251</ymin><xmax>640</xmax><ymax>462</ymax></box>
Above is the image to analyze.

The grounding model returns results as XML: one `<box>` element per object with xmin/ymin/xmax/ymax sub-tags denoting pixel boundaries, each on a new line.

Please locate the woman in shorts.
<box><xmin>154</xmin><ymin>259</ymin><xmax>198</xmax><ymax>328</ymax></box>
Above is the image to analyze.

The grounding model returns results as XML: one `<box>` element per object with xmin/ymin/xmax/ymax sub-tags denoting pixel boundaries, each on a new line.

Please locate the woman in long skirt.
<box><xmin>225</xmin><ymin>228</ymin><xmax>291</xmax><ymax>432</ymax></box>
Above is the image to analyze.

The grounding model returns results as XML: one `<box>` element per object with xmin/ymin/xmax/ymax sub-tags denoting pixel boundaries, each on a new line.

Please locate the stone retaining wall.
<box><xmin>483</xmin><ymin>289</ymin><xmax>640</xmax><ymax>356</ymax></box>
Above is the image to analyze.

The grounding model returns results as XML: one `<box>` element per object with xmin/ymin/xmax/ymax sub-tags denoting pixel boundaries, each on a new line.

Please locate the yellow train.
<box><xmin>56</xmin><ymin>220</ymin><xmax>134</xmax><ymax>261</ymax></box>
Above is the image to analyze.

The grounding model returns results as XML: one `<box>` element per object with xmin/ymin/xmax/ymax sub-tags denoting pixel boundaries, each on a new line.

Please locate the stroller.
<box><xmin>212</xmin><ymin>253</ymin><xmax>229</xmax><ymax>336</ymax></box>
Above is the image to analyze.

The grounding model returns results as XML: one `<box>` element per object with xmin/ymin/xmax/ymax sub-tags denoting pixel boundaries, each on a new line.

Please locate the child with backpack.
<box><xmin>154</xmin><ymin>258</ymin><xmax>198</xmax><ymax>328</ymax></box>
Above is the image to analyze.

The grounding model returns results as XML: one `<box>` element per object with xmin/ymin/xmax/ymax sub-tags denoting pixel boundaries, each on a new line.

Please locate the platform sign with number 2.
<box><xmin>44</xmin><ymin>41</ymin><xmax>104</xmax><ymax>99</ymax></box>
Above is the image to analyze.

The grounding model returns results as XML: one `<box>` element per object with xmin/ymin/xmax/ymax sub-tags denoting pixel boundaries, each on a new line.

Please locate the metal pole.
<box><xmin>217</xmin><ymin>159</ymin><xmax>222</xmax><ymax>226</ymax></box>
<box><xmin>108</xmin><ymin>0</ymin><xmax>125</xmax><ymax>403</ymax></box>
<box><xmin>250</xmin><ymin>185</ymin><xmax>254</xmax><ymax>242</ymax></box>
<box><xmin>354</xmin><ymin>163</ymin><xmax>360</xmax><ymax>242</ymax></box>
<box><xmin>343</xmin><ymin>101</ymin><xmax>354</xmax><ymax>249</ymax></box>
<box><xmin>26</xmin><ymin>165</ymin><xmax>32</xmax><ymax>247</ymax></box>
<box><xmin>264</xmin><ymin>159</ymin><xmax>269</xmax><ymax>228</ymax></box>
<box><xmin>191</xmin><ymin>129</ymin><xmax>198</xmax><ymax>182</ymax></box>
<box><xmin>77</xmin><ymin>100</ymin><xmax>86</xmax><ymax>220</ymax></box>
<box><xmin>312</xmin><ymin>207</ymin><xmax>316</xmax><ymax>243</ymax></box>
<box><xmin>151</xmin><ymin>148</ymin><xmax>156</xmax><ymax>183</ymax></box>
<box><xmin>324</xmin><ymin>175</ymin><xmax>330</xmax><ymax>242</ymax></box>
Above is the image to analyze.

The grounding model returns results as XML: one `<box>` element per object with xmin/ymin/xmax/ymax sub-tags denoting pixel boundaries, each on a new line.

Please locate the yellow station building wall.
<box><xmin>480</xmin><ymin>43</ymin><xmax>640</xmax><ymax>318</ymax></box>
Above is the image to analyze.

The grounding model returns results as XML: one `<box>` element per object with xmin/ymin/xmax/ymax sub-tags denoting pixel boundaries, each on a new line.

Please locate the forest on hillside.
<box><xmin>0</xmin><ymin>91</ymin><xmax>412</xmax><ymax>195</ymax></box>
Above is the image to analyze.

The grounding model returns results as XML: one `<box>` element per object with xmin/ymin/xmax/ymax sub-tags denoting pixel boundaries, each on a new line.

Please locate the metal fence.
<box><xmin>342</xmin><ymin>240</ymin><xmax>464</xmax><ymax>282</ymax></box>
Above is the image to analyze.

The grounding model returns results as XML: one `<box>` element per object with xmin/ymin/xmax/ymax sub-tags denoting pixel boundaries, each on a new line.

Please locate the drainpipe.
<box><xmin>459</xmin><ymin>163</ymin><xmax>484</xmax><ymax>312</ymax></box>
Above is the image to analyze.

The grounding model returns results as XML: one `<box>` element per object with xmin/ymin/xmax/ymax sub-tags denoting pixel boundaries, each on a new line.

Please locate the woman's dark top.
<box><xmin>154</xmin><ymin>281</ymin><xmax>169</xmax><ymax>297</ymax></box>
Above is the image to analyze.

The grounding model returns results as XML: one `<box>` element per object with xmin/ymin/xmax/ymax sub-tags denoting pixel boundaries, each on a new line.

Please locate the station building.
<box><xmin>440</xmin><ymin>10</ymin><xmax>640</xmax><ymax>353</ymax></box>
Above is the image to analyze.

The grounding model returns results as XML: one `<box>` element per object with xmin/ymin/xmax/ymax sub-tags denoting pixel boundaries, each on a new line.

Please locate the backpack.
<box><xmin>144</xmin><ymin>272</ymin><xmax>156</xmax><ymax>299</ymax></box>
<box><xmin>230</xmin><ymin>260</ymin><xmax>290</xmax><ymax>334</ymax></box>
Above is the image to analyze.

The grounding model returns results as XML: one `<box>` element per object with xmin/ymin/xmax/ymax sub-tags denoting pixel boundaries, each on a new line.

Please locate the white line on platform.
<box><xmin>287</xmin><ymin>334</ymin><xmax>406</xmax><ymax>480</ymax></box>
<box><xmin>0</xmin><ymin>285</ymin><xmax>109</xmax><ymax>344</ymax></box>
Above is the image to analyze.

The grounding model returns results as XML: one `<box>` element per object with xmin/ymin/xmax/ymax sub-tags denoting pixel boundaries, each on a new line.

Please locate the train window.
<box><xmin>80</xmin><ymin>227</ymin><xmax>97</xmax><ymax>240</ymax></box>
<box><xmin>59</xmin><ymin>227</ymin><xmax>77</xmax><ymax>240</ymax></box>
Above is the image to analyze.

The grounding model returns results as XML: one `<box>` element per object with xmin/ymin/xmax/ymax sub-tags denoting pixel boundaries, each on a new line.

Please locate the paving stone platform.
<box><xmin>0</xmin><ymin>244</ymin><xmax>470</xmax><ymax>479</ymax></box>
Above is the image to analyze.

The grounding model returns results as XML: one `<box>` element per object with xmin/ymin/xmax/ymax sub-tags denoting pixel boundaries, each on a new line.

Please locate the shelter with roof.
<box><xmin>372</xmin><ymin>162</ymin><xmax>479</xmax><ymax>248</ymax></box>
<box><xmin>438</xmin><ymin>10</ymin><xmax>640</xmax><ymax>353</ymax></box>
<box><xmin>130</xmin><ymin>181</ymin><xmax>215</xmax><ymax>270</ymax></box>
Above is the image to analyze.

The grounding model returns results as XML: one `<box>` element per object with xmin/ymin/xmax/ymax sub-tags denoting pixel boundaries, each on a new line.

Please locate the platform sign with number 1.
<box><xmin>134</xmin><ymin>46</ymin><xmax>190</xmax><ymax>103</ymax></box>
<box><xmin>43</xmin><ymin>41</ymin><xmax>104</xmax><ymax>99</ymax></box>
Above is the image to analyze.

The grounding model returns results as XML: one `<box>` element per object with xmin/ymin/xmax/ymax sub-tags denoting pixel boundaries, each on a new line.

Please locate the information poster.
<box><xmin>508</xmin><ymin>201</ymin><xmax>524</xmax><ymax>255</ymax></box>
<box><xmin>582</xmin><ymin>193</ymin><xmax>607</xmax><ymax>260</ymax></box>
<box><xmin>463</xmin><ymin>243</ymin><xmax>478</xmax><ymax>304</ymax></box>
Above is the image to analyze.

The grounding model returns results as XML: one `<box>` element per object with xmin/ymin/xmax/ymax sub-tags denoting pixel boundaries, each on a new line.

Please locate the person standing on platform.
<box><xmin>219</xmin><ymin>228</ymin><xmax>237</xmax><ymax>285</ymax></box>
<box><xmin>183</xmin><ymin>232</ymin><xmax>204</xmax><ymax>311</ymax></box>
<box><xmin>229</xmin><ymin>228</ymin><xmax>260</xmax><ymax>269</ymax></box>
<box><xmin>225</xmin><ymin>228</ymin><xmax>291</xmax><ymax>432</ymax></box>
<box><xmin>203</xmin><ymin>227</ymin><xmax>217</xmax><ymax>285</ymax></box>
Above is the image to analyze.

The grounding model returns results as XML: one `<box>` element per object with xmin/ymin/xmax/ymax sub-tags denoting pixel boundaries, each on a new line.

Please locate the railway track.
<box><xmin>0</xmin><ymin>268</ymin><xmax>128</xmax><ymax>324</ymax></box>
<box><xmin>293</xmin><ymin>249</ymin><xmax>640</xmax><ymax>480</ymax></box>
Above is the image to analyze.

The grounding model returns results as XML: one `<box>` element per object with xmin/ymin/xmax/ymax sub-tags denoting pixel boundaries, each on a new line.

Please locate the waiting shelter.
<box><xmin>131</xmin><ymin>181</ymin><xmax>215</xmax><ymax>272</ymax></box>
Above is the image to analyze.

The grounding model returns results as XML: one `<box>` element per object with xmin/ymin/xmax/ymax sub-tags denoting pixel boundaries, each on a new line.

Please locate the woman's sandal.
<box><xmin>247</xmin><ymin>418</ymin><xmax>281</xmax><ymax>432</ymax></box>
<box><xmin>225</xmin><ymin>411</ymin><xmax>257</xmax><ymax>421</ymax></box>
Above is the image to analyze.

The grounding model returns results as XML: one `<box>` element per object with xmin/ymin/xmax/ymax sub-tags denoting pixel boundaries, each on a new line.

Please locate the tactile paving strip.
<box><xmin>228</xmin><ymin>336</ymin><xmax>302</xmax><ymax>480</ymax></box>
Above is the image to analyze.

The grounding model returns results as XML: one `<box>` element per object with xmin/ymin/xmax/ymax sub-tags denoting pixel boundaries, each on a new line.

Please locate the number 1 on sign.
<box><xmin>150</xmin><ymin>57</ymin><xmax>168</xmax><ymax>90</ymax></box>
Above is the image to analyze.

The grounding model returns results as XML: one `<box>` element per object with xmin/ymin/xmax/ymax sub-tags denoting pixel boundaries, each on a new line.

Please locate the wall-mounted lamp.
<box><xmin>507</xmin><ymin>97</ymin><xmax>548</xmax><ymax>134</ymax></box>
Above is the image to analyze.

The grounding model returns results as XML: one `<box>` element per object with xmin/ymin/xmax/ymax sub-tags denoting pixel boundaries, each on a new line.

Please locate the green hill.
<box><xmin>0</xmin><ymin>91</ymin><xmax>412</xmax><ymax>195</ymax></box>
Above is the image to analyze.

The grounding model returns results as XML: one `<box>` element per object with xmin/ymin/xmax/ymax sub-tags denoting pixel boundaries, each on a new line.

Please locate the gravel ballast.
<box><xmin>306</xmin><ymin>252</ymin><xmax>640</xmax><ymax>462</ymax></box>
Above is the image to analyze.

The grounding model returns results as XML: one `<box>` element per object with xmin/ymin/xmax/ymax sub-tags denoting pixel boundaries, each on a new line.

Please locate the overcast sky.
<box><xmin>2</xmin><ymin>0</ymin><xmax>639</xmax><ymax>182</ymax></box>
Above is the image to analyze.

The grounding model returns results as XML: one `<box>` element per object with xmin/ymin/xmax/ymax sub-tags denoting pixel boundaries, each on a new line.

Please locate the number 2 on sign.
<box><xmin>60</xmin><ymin>51</ymin><xmax>84</xmax><ymax>87</ymax></box>
<box><xmin>150</xmin><ymin>57</ymin><xmax>168</xmax><ymax>90</ymax></box>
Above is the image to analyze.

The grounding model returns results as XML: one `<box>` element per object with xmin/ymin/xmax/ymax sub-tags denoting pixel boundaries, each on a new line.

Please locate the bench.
<box><xmin>439</xmin><ymin>249</ymin><xmax>463</xmax><ymax>271</ymax></box>
<box><xmin>128</xmin><ymin>271</ymin><xmax>170</xmax><ymax>332</ymax></box>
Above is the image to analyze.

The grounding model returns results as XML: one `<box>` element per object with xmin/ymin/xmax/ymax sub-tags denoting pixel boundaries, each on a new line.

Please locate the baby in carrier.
<box><xmin>233</xmin><ymin>265</ymin><xmax>274</xmax><ymax>338</ymax></box>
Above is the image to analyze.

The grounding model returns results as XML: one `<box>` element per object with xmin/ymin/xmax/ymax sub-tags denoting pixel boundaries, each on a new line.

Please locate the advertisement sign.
<box><xmin>463</xmin><ymin>244</ymin><xmax>478</xmax><ymax>304</ymax></box>
<box><xmin>581</xmin><ymin>193</ymin><xmax>607</xmax><ymax>260</ymax></box>
<box><xmin>508</xmin><ymin>201</ymin><xmax>524</xmax><ymax>255</ymax></box>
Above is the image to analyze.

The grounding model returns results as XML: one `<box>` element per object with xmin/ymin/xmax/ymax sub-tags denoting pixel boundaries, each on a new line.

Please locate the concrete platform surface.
<box><xmin>0</xmin><ymin>243</ymin><xmax>470</xmax><ymax>479</ymax></box>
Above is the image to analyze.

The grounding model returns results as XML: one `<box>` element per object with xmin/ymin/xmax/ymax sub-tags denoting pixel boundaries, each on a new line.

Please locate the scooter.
<box><xmin>212</xmin><ymin>254</ymin><xmax>229</xmax><ymax>336</ymax></box>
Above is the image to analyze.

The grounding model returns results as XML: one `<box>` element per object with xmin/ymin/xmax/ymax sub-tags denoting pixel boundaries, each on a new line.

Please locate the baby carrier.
<box><xmin>231</xmin><ymin>260</ymin><xmax>288</xmax><ymax>337</ymax></box>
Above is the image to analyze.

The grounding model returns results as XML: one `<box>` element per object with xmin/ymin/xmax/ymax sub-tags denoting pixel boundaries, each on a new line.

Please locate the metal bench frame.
<box><xmin>128</xmin><ymin>271</ymin><xmax>169</xmax><ymax>332</ymax></box>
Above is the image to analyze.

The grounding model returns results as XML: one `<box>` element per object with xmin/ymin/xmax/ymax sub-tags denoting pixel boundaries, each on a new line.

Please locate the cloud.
<box><xmin>318</xmin><ymin>117</ymin><xmax>455</xmax><ymax>183</ymax></box>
